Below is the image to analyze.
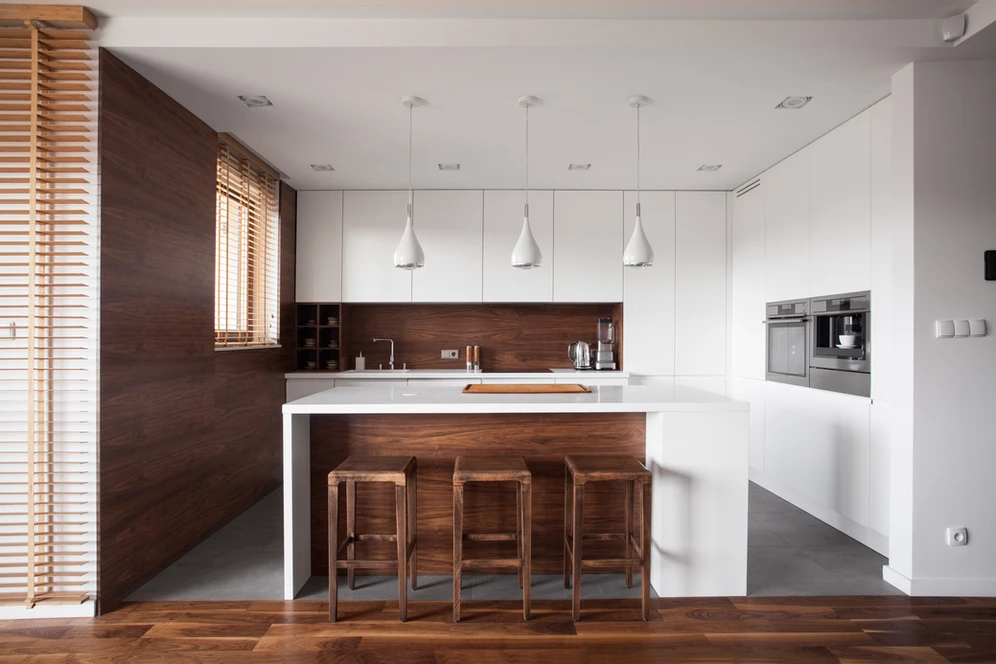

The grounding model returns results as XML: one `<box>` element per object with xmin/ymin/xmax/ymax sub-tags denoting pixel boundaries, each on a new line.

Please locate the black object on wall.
<box><xmin>986</xmin><ymin>250</ymin><xmax>996</xmax><ymax>281</ymax></box>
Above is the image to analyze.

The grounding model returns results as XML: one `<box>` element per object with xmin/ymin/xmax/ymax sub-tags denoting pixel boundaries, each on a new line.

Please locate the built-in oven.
<box><xmin>809</xmin><ymin>291</ymin><xmax>871</xmax><ymax>397</ymax></box>
<box><xmin>765</xmin><ymin>298</ymin><xmax>810</xmax><ymax>388</ymax></box>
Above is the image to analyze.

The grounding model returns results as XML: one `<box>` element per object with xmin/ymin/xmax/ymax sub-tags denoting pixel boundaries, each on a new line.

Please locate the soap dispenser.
<box><xmin>355</xmin><ymin>352</ymin><xmax>365</xmax><ymax>371</ymax></box>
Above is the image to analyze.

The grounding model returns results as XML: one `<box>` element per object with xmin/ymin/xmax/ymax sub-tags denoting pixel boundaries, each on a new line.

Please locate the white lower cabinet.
<box><xmin>286</xmin><ymin>379</ymin><xmax>337</xmax><ymax>402</ymax></box>
<box><xmin>407</xmin><ymin>378</ymin><xmax>481</xmax><ymax>387</ymax></box>
<box><xmin>480</xmin><ymin>377</ymin><xmax>554</xmax><ymax>385</ymax></box>
<box><xmin>333</xmin><ymin>379</ymin><xmax>407</xmax><ymax>388</ymax></box>
<box><xmin>557</xmin><ymin>377</ymin><xmax>628</xmax><ymax>386</ymax></box>
<box><xmin>869</xmin><ymin>400</ymin><xmax>891</xmax><ymax>541</ymax></box>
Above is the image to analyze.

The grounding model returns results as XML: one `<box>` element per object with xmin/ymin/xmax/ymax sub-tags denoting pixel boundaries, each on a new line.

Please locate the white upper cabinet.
<box><xmin>341</xmin><ymin>191</ymin><xmax>412</xmax><ymax>302</ymax></box>
<box><xmin>765</xmin><ymin>148</ymin><xmax>811</xmax><ymax>302</ymax></box>
<box><xmin>623</xmin><ymin>191</ymin><xmax>675</xmax><ymax>376</ymax></box>
<box><xmin>731</xmin><ymin>180</ymin><xmax>766</xmax><ymax>381</ymax></box>
<box><xmin>553</xmin><ymin>191</ymin><xmax>623</xmax><ymax>302</ymax></box>
<box><xmin>809</xmin><ymin>110</ymin><xmax>871</xmax><ymax>297</ymax></box>
<box><xmin>295</xmin><ymin>191</ymin><xmax>343</xmax><ymax>302</ymax></box>
<box><xmin>411</xmin><ymin>190</ymin><xmax>483</xmax><ymax>302</ymax></box>
<box><xmin>675</xmin><ymin>191</ymin><xmax>727</xmax><ymax>376</ymax></box>
<box><xmin>483</xmin><ymin>190</ymin><xmax>553</xmax><ymax>302</ymax></box>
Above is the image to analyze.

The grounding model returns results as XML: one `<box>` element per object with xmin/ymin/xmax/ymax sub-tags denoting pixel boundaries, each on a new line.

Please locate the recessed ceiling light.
<box><xmin>438</xmin><ymin>163</ymin><xmax>460</xmax><ymax>171</ymax></box>
<box><xmin>776</xmin><ymin>96</ymin><xmax>812</xmax><ymax>110</ymax></box>
<box><xmin>697</xmin><ymin>164</ymin><xmax>722</xmax><ymax>172</ymax></box>
<box><xmin>310</xmin><ymin>164</ymin><xmax>335</xmax><ymax>172</ymax></box>
<box><xmin>568</xmin><ymin>163</ymin><xmax>591</xmax><ymax>171</ymax></box>
<box><xmin>238</xmin><ymin>95</ymin><xmax>273</xmax><ymax>108</ymax></box>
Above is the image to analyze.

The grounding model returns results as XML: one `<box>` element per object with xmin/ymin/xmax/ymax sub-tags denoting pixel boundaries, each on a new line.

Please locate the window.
<box><xmin>215</xmin><ymin>135</ymin><xmax>280</xmax><ymax>347</ymax></box>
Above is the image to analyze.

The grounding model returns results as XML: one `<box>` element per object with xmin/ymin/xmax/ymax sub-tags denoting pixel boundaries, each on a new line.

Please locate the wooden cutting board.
<box><xmin>462</xmin><ymin>383</ymin><xmax>591</xmax><ymax>394</ymax></box>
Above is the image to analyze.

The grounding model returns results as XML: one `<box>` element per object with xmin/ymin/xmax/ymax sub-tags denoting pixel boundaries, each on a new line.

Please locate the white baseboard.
<box><xmin>882</xmin><ymin>565</ymin><xmax>912</xmax><ymax>594</ymax></box>
<box><xmin>750</xmin><ymin>469</ymin><xmax>889</xmax><ymax>556</ymax></box>
<box><xmin>0</xmin><ymin>600</ymin><xmax>95</xmax><ymax>620</ymax></box>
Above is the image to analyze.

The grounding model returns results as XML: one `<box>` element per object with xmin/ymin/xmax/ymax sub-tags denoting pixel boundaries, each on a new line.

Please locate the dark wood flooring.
<box><xmin>2</xmin><ymin>597</ymin><xmax>995</xmax><ymax>662</ymax></box>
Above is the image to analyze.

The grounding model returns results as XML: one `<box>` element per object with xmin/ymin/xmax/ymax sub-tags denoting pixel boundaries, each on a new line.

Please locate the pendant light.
<box><xmin>511</xmin><ymin>95</ymin><xmax>542</xmax><ymax>269</ymax></box>
<box><xmin>623</xmin><ymin>95</ymin><xmax>654</xmax><ymax>267</ymax></box>
<box><xmin>394</xmin><ymin>95</ymin><xmax>426</xmax><ymax>270</ymax></box>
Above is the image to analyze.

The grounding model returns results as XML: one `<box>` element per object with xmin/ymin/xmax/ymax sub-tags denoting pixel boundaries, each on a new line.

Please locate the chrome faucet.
<box><xmin>372</xmin><ymin>337</ymin><xmax>395</xmax><ymax>370</ymax></box>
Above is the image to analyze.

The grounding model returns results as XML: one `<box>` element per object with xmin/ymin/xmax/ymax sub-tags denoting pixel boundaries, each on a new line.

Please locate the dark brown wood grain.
<box><xmin>340</xmin><ymin>303</ymin><xmax>624</xmax><ymax>372</ymax></box>
<box><xmin>97</xmin><ymin>50</ymin><xmax>295</xmax><ymax>613</ymax></box>
<box><xmin>310</xmin><ymin>413</ymin><xmax>646</xmax><ymax>577</ymax></box>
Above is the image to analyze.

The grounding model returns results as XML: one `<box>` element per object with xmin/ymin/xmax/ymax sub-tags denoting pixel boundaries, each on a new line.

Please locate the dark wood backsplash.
<box><xmin>98</xmin><ymin>50</ymin><xmax>295</xmax><ymax>613</ymax></box>
<box><xmin>340</xmin><ymin>303</ymin><xmax>623</xmax><ymax>372</ymax></box>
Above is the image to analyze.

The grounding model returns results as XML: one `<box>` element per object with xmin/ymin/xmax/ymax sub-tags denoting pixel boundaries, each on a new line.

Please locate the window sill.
<box><xmin>214</xmin><ymin>344</ymin><xmax>282</xmax><ymax>352</ymax></box>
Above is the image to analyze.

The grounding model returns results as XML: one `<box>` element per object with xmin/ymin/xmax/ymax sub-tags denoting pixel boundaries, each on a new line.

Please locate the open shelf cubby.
<box><xmin>296</xmin><ymin>303</ymin><xmax>341</xmax><ymax>372</ymax></box>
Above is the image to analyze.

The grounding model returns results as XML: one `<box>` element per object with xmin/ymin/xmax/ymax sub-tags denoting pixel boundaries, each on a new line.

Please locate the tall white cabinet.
<box><xmin>411</xmin><ymin>190</ymin><xmax>483</xmax><ymax>302</ymax></box>
<box><xmin>341</xmin><ymin>191</ymin><xmax>412</xmax><ymax>302</ymax></box>
<box><xmin>764</xmin><ymin>148</ymin><xmax>810</xmax><ymax>302</ymax></box>
<box><xmin>482</xmin><ymin>190</ymin><xmax>554</xmax><ymax>302</ymax></box>
<box><xmin>295</xmin><ymin>190</ymin><xmax>342</xmax><ymax>302</ymax></box>
<box><xmin>731</xmin><ymin>182</ymin><xmax>766</xmax><ymax>380</ymax></box>
<box><xmin>553</xmin><ymin>191</ymin><xmax>623</xmax><ymax>302</ymax></box>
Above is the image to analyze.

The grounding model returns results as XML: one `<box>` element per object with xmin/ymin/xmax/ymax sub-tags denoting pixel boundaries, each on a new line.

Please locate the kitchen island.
<box><xmin>283</xmin><ymin>384</ymin><xmax>749</xmax><ymax>600</ymax></box>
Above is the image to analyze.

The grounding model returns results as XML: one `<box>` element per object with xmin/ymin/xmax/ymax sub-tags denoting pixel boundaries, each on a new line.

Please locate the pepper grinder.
<box><xmin>473</xmin><ymin>345</ymin><xmax>481</xmax><ymax>373</ymax></box>
<box><xmin>466</xmin><ymin>345</ymin><xmax>473</xmax><ymax>373</ymax></box>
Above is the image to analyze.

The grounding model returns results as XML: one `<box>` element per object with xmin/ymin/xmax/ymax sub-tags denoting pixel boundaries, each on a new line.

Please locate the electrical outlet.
<box><xmin>947</xmin><ymin>527</ymin><xmax>968</xmax><ymax>546</ymax></box>
<box><xmin>441</xmin><ymin>349</ymin><xmax>459</xmax><ymax>359</ymax></box>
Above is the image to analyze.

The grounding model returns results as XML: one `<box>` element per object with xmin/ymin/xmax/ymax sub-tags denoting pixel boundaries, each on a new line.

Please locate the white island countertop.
<box><xmin>283</xmin><ymin>384</ymin><xmax>747</xmax><ymax>415</ymax></box>
<box><xmin>285</xmin><ymin>369</ymin><xmax>630</xmax><ymax>380</ymax></box>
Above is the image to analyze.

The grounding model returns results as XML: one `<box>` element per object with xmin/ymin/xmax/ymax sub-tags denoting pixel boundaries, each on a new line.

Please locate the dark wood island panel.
<box><xmin>310</xmin><ymin>412</ymin><xmax>646</xmax><ymax>575</ymax></box>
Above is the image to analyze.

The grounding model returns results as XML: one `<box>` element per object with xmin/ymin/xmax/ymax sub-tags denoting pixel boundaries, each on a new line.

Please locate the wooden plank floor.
<box><xmin>1</xmin><ymin>597</ymin><xmax>995</xmax><ymax>663</ymax></box>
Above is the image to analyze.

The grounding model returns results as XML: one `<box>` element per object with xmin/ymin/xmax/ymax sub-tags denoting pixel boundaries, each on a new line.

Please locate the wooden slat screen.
<box><xmin>0</xmin><ymin>22</ymin><xmax>96</xmax><ymax>609</ymax></box>
<box><xmin>215</xmin><ymin>139</ymin><xmax>280</xmax><ymax>347</ymax></box>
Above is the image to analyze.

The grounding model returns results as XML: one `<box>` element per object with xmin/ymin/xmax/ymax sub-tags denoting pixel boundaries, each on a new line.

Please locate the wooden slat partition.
<box><xmin>0</xmin><ymin>16</ymin><xmax>96</xmax><ymax>609</ymax></box>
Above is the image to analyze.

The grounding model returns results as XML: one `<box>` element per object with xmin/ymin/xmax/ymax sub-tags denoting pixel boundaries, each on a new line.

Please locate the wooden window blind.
<box><xmin>0</xmin><ymin>20</ymin><xmax>97</xmax><ymax>610</ymax></box>
<box><xmin>215</xmin><ymin>136</ymin><xmax>280</xmax><ymax>348</ymax></box>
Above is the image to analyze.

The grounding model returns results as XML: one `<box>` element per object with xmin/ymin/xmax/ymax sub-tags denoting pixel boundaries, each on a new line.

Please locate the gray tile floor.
<box><xmin>127</xmin><ymin>482</ymin><xmax>902</xmax><ymax>601</ymax></box>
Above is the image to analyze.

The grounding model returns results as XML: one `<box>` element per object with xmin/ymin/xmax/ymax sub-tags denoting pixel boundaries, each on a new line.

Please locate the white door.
<box><xmin>623</xmin><ymin>191</ymin><xmax>676</xmax><ymax>376</ymax></box>
<box><xmin>411</xmin><ymin>190</ymin><xmax>483</xmax><ymax>302</ymax></box>
<box><xmin>341</xmin><ymin>191</ymin><xmax>412</xmax><ymax>302</ymax></box>
<box><xmin>675</xmin><ymin>191</ymin><xmax>727</xmax><ymax>376</ymax></box>
<box><xmin>295</xmin><ymin>191</ymin><xmax>343</xmax><ymax>302</ymax></box>
<box><xmin>553</xmin><ymin>191</ymin><xmax>623</xmax><ymax>302</ymax></box>
<box><xmin>731</xmin><ymin>181</ymin><xmax>766</xmax><ymax>380</ymax></box>
<box><xmin>810</xmin><ymin>110</ymin><xmax>871</xmax><ymax>296</ymax></box>
<box><xmin>483</xmin><ymin>190</ymin><xmax>553</xmax><ymax>302</ymax></box>
<box><xmin>765</xmin><ymin>148</ymin><xmax>810</xmax><ymax>302</ymax></box>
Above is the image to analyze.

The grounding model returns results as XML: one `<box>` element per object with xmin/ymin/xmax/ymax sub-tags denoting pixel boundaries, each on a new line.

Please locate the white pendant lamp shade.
<box><xmin>624</xmin><ymin>95</ymin><xmax>654</xmax><ymax>268</ymax></box>
<box><xmin>512</xmin><ymin>95</ymin><xmax>542</xmax><ymax>268</ymax></box>
<box><xmin>395</xmin><ymin>96</ymin><xmax>426</xmax><ymax>270</ymax></box>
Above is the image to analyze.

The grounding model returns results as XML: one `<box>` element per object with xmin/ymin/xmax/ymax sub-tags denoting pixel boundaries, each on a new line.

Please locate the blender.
<box><xmin>594</xmin><ymin>318</ymin><xmax>617</xmax><ymax>370</ymax></box>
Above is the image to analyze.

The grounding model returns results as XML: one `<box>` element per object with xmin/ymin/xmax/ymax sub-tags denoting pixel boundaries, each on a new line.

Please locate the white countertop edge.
<box><xmin>285</xmin><ymin>370</ymin><xmax>630</xmax><ymax>379</ymax></box>
<box><xmin>285</xmin><ymin>402</ymin><xmax>748</xmax><ymax>414</ymax></box>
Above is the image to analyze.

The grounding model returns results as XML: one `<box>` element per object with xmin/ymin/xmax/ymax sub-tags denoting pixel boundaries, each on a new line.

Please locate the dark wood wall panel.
<box><xmin>341</xmin><ymin>303</ymin><xmax>624</xmax><ymax>372</ymax></box>
<box><xmin>310</xmin><ymin>413</ymin><xmax>646</xmax><ymax>575</ymax></box>
<box><xmin>98</xmin><ymin>50</ymin><xmax>295</xmax><ymax>613</ymax></box>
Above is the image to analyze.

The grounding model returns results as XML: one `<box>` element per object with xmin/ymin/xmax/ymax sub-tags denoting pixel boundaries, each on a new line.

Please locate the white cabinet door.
<box><xmin>286</xmin><ymin>378</ymin><xmax>337</xmax><ymax>402</ymax></box>
<box><xmin>483</xmin><ymin>190</ymin><xmax>553</xmax><ymax>302</ymax></box>
<box><xmin>412</xmin><ymin>190</ymin><xmax>483</xmax><ymax>302</ymax></box>
<box><xmin>341</xmin><ymin>191</ymin><xmax>412</xmax><ymax>302</ymax></box>
<box><xmin>333</xmin><ymin>379</ymin><xmax>407</xmax><ymax>387</ymax></box>
<box><xmin>731</xmin><ymin>182</ymin><xmax>766</xmax><ymax>380</ymax></box>
<box><xmin>480</xmin><ymin>377</ymin><xmax>555</xmax><ymax>384</ymax></box>
<box><xmin>407</xmin><ymin>378</ymin><xmax>481</xmax><ymax>387</ymax></box>
<box><xmin>295</xmin><ymin>191</ymin><xmax>343</xmax><ymax>302</ymax></box>
<box><xmin>556</xmin><ymin>377</ymin><xmax>628</xmax><ymax>386</ymax></box>
<box><xmin>765</xmin><ymin>148</ymin><xmax>810</xmax><ymax>302</ymax></box>
<box><xmin>869</xmin><ymin>97</ymin><xmax>894</xmax><ymax>403</ymax></box>
<box><xmin>869</xmin><ymin>399</ymin><xmax>891</xmax><ymax>540</ymax></box>
<box><xmin>553</xmin><ymin>191</ymin><xmax>623</xmax><ymax>302</ymax></box>
<box><xmin>810</xmin><ymin>110</ymin><xmax>871</xmax><ymax>297</ymax></box>
<box><xmin>623</xmin><ymin>191</ymin><xmax>676</xmax><ymax>376</ymax></box>
<box><xmin>675</xmin><ymin>191</ymin><xmax>727</xmax><ymax>376</ymax></box>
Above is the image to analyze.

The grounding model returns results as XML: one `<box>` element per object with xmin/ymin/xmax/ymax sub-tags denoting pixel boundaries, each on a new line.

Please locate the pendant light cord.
<box><xmin>524</xmin><ymin>102</ymin><xmax>529</xmax><ymax>213</ymax></box>
<box><xmin>407</xmin><ymin>103</ymin><xmax>413</xmax><ymax>214</ymax></box>
<box><xmin>636</xmin><ymin>103</ymin><xmax>641</xmax><ymax>207</ymax></box>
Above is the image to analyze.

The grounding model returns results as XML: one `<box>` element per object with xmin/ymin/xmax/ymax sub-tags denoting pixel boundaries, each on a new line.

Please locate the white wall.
<box><xmin>888</xmin><ymin>60</ymin><xmax>996</xmax><ymax>596</ymax></box>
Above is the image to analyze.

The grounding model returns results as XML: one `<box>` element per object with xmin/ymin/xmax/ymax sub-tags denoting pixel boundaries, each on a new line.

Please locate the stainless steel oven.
<box><xmin>809</xmin><ymin>291</ymin><xmax>871</xmax><ymax>397</ymax></box>
<box><xmin>765</xmin><ymin>298</ymin><xmax>810</xmax><ymax>388</ymax></box>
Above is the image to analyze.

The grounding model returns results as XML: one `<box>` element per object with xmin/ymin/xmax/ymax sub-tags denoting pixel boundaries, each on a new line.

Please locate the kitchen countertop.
<box><xmin>285</xmin><ymin>369</ymin><xmax>630</xmax><ymax>379</ymax></box>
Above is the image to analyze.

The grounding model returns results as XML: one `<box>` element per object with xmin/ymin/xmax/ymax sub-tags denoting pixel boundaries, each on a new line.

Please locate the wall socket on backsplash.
<box><xmin>441</xmin><ymin>349</ymin><xmax>459</xmax><ymax>359</ymax></box>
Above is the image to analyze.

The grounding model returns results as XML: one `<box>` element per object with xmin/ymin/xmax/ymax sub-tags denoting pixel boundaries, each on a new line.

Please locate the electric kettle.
<box><xmin>568</xmin><ymin>341</ymin><xmax>592</xmax><ymax>370</ymax></box>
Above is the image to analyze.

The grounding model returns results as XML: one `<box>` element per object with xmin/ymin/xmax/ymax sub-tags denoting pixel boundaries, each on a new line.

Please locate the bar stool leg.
<box><xmin>571</xmin><ymin>480</ymin><xmax>584</xmax><ymax>622</ymax></box>
<box><xmin>395</xmin><ymin>484</ymin><xmax>408</xmax><ymax>622</ymax></box>
<box><xmin>328</xmin><ymin>482</ymin><xmax>339</xmax><ymax>622</ymax></box>
<box><xmin>516</xmin><ymin>483</ymin><xmax>523</xmax><ymax>589</ymax></box>
<box><xmin>522</xmin><ymin>480</ymin><xmax>532</xmax><ymax>621</ymax></box>
<box><xmin>409</xmin><ymin>464</ymin><xmax>418</xmax><ymax>590</ymax></box>
<box><xmin>625</xmin><ymin>480</ymin><xmax>634</xmax><ymax>589</ymax></box>
<box><xmin>641</xmin><ymin>480</ymin><xmax>652</xmax><ymax>622</ymax></box>
<box><xmin>453</xmin><ymin>482</ymin><xmax>464</xmax><ymax>623</ymax></box>
<box><xmin>346</xmin><ymin>480</ymin><xmax>356</xmax><ymax>591</ymax></box>
<box><xmin>563</xmin><ymin>465</ymin><xmax>571</xmax><ymax>589</ymax></box>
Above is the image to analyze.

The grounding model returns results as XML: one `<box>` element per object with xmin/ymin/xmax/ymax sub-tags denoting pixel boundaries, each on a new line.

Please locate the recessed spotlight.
<box><xmin>310</xmin><ymin>164</ymin><xmax>335</xmax><ymax>172</ymax></box>
<box><xmin>238</xmin><ymin>95</ymin><xmax>273</xmax><ymax>108</ymax></box>
<box><xmin>776</xmin><ymin>96</ymin><xmax>812</xmax><ymax>110</ymax></box>
<box><xmin>568</xmin><ymin>163</ymin><xmax>591</xmax><ymax>171</ymax></box>
<box><xmin>438</xmin><ymin>163</ymin><xmax>460</xmax><ymax>171</ymax></box>
<box><xmin>697</xmin><ymin>164</ymin><xmax>722</xmax><ymax>172</ymax></box>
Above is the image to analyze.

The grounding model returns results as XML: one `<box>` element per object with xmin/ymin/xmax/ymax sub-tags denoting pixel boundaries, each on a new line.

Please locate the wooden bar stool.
<box><xmin>328</xmin><ymin>455</ymin><xmax>417</xmax><ymax>622</ymax></box>
<box><xmin>453</xmin><ymin>455</ymin><xmax>532</xmax><ymax>622</ymax></box>
<box><xmin>563</xmin><ymin>455</ymin><xmax>652</xmax><ymax>621</ymax></box>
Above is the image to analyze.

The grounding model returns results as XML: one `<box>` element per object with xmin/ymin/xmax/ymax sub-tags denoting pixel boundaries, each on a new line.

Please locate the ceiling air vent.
<box><xmin>735</xmin><ymin>177</ymin><xmax>761</xmax><ymax>198</ymax></box>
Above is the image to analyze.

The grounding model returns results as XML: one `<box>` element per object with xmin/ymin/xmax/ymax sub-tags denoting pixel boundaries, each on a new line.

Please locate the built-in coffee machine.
<box><xmin>809</xmin><ymin>291</ymin><xmax>871</xmax><ymax>397</ymax></box>
<box><xmin>594</xmin><ymin>317</ymin><xmax>617</xmax><ymax>370</ymax></box>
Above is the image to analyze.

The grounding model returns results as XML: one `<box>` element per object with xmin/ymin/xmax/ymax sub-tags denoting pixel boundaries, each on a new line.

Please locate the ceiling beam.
<box><xmin>0</xmin><ymin>4</ymin><xmax>97</xmax><ymax>29</ymax></box>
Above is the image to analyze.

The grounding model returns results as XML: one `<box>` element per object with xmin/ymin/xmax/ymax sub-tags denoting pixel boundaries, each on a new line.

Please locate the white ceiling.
<box><xmin>92</xmin><ymin>1</ymin><xmax>996</xmax><ymax>190</ymax></box>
